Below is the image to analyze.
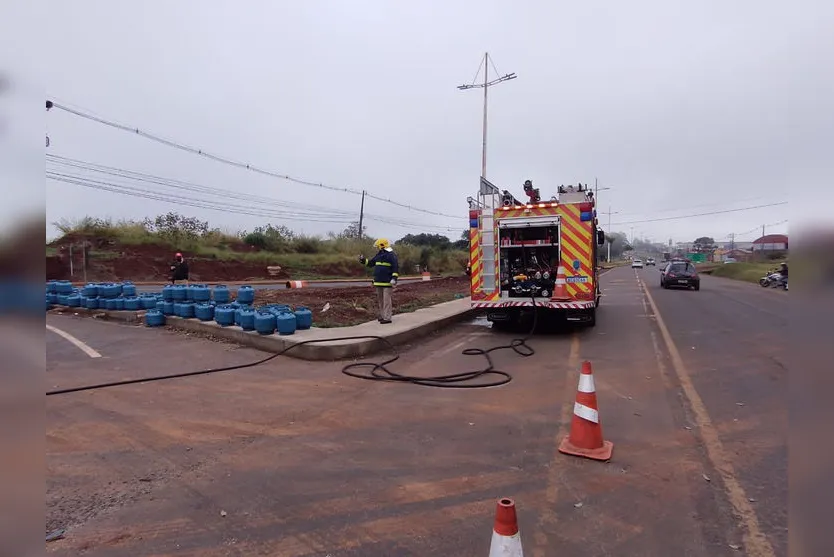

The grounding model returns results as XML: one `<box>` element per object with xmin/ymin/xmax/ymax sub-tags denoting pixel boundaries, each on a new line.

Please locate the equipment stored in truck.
<box><xmin>468</xmin><ymin>179</ymin><xmax>605</xmax><ymax>327</ymax></box>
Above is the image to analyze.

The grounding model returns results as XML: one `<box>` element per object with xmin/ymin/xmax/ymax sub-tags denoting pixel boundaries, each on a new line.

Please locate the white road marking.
<box><xmin>46</xmin><ymin>324</ymin><xmax>102</xmax><ymax>358</ymax></box>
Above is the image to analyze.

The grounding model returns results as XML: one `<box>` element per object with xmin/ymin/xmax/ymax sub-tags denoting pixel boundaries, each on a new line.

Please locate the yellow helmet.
<box><xmin>373</xmin><ymin>238</ymin><xmax>390</xmax><ymax>250</ymax></box>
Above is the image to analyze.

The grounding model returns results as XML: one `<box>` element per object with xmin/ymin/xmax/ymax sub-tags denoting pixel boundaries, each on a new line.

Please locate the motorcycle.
<box><xmin>759</xmin><ymin>269</ymin><xmax>787</xmax><ymax>289</ymax></box>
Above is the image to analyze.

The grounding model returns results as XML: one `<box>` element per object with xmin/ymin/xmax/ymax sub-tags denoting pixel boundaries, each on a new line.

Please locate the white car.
<box><xmin>631</xmin><ymin>259</ymin><xmax>644</xmax><ymax>269</ymax></box>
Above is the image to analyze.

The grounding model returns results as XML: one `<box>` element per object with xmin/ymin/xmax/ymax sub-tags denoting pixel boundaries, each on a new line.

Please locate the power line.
<box><xmin>46</xmin><ymin>154</ymin><xmax>463</xmax><ymax>231</ymax></box>
<box><xmin>49</xmin><ymin>154</ymin><xmax>369</xmax><ymax>219</ymax></box>
<box><xmin>46</xmin><ymin>172</ymin><xmax>460</xmax><ymax>233</ymax></box>
<box><xmin>614</xmin><ymin>194</ymin><xmax>785</xmax><ymax>218</ymax></box>
<box><xmin>609</xmin><ymin>202</ymin><xmax>787</xmax><ymax>226</ymax></box>
<box><xmin>46</xmin><ymin>100</ymin><xmax>461</xmax><ymax>220</ymax></box>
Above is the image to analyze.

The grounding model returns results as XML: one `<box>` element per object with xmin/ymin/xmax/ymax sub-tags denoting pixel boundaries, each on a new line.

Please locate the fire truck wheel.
<box><xmin>586</xmin><ymin>308</ymin><xmax>597</xmax><ymax>327</ymax></box>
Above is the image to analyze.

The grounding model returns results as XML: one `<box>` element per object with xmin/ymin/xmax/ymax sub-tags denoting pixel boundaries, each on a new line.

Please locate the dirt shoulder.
<box><xmin>253</xmin><ymin>276</ymin><xmax>469</xmax><ymax>327</ymax></box>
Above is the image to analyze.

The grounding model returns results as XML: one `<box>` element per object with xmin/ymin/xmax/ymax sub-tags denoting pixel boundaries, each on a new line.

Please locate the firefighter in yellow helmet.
<box><xmin>359</xmin><ymin>238</ymin><xmax>399</xmax><ymax>323</ymax></box>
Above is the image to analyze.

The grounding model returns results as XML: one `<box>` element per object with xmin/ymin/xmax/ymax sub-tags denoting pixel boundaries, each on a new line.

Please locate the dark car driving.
<box><xmin>660</xmin><ymin>260</ymin><xmax>700</xmax><ymax>290</ymax></box>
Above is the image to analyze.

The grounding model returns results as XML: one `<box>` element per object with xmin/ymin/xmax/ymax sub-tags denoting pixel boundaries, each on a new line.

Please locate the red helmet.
<box><xmin>175</xmin><ymin>252</ymin><xmax>183</xmax><ymax>257</ymax></box>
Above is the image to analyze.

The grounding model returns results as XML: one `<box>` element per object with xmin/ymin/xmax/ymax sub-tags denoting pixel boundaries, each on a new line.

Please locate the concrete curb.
<box><xmin>49</xmin><ymin>298</ymin><xmax>477</xmax><ymax>361</ymax></box>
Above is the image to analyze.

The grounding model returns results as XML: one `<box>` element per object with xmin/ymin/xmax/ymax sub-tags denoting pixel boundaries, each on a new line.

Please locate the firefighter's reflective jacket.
<box><xmin>366</xmin><ymin>248</ymin><xmax>399</xmax><ymax>287</ymax></box>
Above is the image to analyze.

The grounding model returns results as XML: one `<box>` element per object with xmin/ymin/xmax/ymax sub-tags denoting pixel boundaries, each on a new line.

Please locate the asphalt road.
<box><xmin>46</xmin><ymin>266</ymin><xmax>787</xmax><ymax>556</ymax></box>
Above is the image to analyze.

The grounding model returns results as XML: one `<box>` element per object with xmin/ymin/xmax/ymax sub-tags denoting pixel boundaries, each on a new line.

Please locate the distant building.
<box><xmin>752</xmin><ymin>234</ymin><xmax>788</xmax><ymax>252</ymax></box>
<box><xmin>717</xmin><ymin>241</ymin><xmax>754</xmax><ymax>251</ymax></box>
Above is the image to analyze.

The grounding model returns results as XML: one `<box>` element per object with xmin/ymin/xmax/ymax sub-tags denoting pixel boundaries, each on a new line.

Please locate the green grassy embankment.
<box><xmin>706</xmin><ymin>262</ymin><xmax>775</xmax><ymax>284</ymax></box>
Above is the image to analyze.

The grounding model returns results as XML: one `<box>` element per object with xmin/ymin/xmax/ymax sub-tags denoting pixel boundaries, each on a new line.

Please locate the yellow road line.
<box><xmin>640</xmin><ymin>277</ymin><xmax>775</xmax><ymax>557</ymax></box>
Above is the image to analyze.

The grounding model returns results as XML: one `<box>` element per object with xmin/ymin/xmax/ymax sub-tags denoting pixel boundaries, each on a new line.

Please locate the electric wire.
<box><xmin>46</xmin><ymin>172</ymin><xmax>460</xmax><ymax>232</ymax></box>
<box><xmin>46</xmin><ymin>155</ymin><xmax>463</xmax><ymax>231</ymax></box>
<box><xmin>47</xmin><ymin>101</ymin><xmax>461</xmax><ymax>220</ymax></box>
<box><xmin>608</xmin><ymin>202</ymin><xmax>787</xmax><ymax>226</ymax></box>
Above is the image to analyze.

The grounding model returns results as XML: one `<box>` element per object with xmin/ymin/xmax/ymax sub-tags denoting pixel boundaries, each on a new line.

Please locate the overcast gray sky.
<box><xmin>42</xmin><ymin>1</ymin><xmax>832</xmax><ymax>245</ymax></box>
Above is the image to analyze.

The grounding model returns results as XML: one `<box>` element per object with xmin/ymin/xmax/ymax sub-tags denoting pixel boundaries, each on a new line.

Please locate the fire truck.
<box><xmin>467</xmin><ymin>179</ymin><xmax>605</xmax><ymax>327</ymax></box>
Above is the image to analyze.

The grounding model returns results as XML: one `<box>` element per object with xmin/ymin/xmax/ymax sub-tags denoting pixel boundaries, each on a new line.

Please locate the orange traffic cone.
<box><xmin>552</xmin><ymin>265</ymin><xmax>569</xmax><ymax>300</ymax></box>
<box><xmin>489</xmin><ymin>498</ymin><xmax>523</xmax><ymax>557</ymax></box>
<box><xmin>558</xmin><ymin>361</ymin><xmax>614</xmax><ymax>461</ymax></box>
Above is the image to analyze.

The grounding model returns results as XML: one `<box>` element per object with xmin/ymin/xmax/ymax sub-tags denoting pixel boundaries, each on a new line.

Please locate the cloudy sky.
<box><xmin>42</xmin><ymin>1</ymin><xmax>831</xmax><ymax>245</ymax></box>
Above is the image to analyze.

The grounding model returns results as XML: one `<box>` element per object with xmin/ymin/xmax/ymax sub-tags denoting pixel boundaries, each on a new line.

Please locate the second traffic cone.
<box><xmin>488</xmin><ymin>498</ymin><xmax>523</xmax><ymax>557</ymax></box>
<box><xmin>559</xmin><ymin>361</ymin><xmax>614</xmax><ymax>461</ymax></box>
<box><xmin>552</xmin><ymin>265</ymin><xmax>569</xmax><ymax>300</ymax></box>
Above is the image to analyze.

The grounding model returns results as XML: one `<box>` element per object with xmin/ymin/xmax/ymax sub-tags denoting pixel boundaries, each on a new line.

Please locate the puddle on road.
<box><xmin>470</xmin><ymin>315</ymin><xmax>491</xmax><ymax>327</ymax></box>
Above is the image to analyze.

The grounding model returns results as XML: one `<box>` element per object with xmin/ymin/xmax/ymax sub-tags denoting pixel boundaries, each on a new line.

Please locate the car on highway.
<box><xmin>646</xmin><ymin>257</ymin><xmax>656</xmax><ymax>266</ymax></box>
<box><xmin>631</xmin><ymin>258</ymin><xmax>644</xmax><ymax>269</ymax></box>
<box><xmin>660</xmin><ymin>259</ymin><xmax>700</xmax><ymax>290</ymax></box>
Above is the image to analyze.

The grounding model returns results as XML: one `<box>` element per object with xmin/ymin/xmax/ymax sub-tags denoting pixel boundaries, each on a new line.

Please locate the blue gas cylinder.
<box><xmin>99</xmin><ymin>283</ymin><xmax>120</xmax><ymax>298</ymax></box>
<box><xmin>191</xmin><ymin>284</ymin><xmax>211</xmax><ymax>302</ymax></box>
<box><xmin>46</xmin><ymin>292</ymin><xmax>58</xmax><ymax>304</ymax></box>
<box><xmin>236</xmin><ymin>285</ymin><xmax>255</xmax><ymax>305</ymax></box>
<box><xmin>121</xmin><ymin>282</ymin><xmax>137</xmax><ymax>297</ymax></box>
<box><xmin>177</xmin><ymin>302</ymin><xmax>195</xmax><ymax>318</ymax></box>
<box><xmin>47</xmin><ymin>280</ymin><xmax>58</xmax><ymax>293</ymax></box>
<box><xmin>212</xmin><ymin>285</ymin><xmax>230</xmax><ymax>303</ymax></box>
<box><xmin>84</xmin><ymin>296</ymin><xmax>98</xmax><ymax>310</ymax></box>
<box><xmin>171</xmin><ymin>285</ymin><xmax>187</xmax><ymax>301</ymax></box>
<box><xmin>156</xmin><ymin>300</ymin><xmax>166</xmax><ymax>312</ymax></box>
<box><xmin>275</xmin><ymin>311</ymin><xmax>297</xmax><ymax>335</ymax></box>
<box><xmin>265</xmin><ymin>304</ymin><xmax>291</xmax><ymax>315</ymax></box>
<box><xmin>214</xmin><ymin>305</ymin><xmax>236</xmax><ymax>326</ymax></box>
<box><xmin>81</xmin><ymin>284</ymin><xmax>98</xmax><ymax>297</ymax></box>
<box><xmin>238</xmin><ymin>308</ymin><xmax>256</xmax><ymax>331</ymax></box>
<box><xmin>254</xmin><ymin>311</ymin><xmax>277</xmax><ymax>335</ymax></box>
<box><xmin>162</xmin><ymin>285</ymin><xmax>174</xmax><ymax>301</ymax></box>
<box><xmin>195</xmin><ymin>303</ymin><xmax>215</xmax><ymax>321</ymax></box>
<box><xmin>294</xmin><ymin>306</ymin><xmax>313</xmax><ymax>330</ymax></box>
<box><xmin>145</xmin><ymin>309</ymin><xmax>166</xmax><ymax>327</ymax></box>
<box><xmin>141</xmin><ymin>296</ymin><xmax>157</xmax><ymax>309</ymax></box>
<box><xmin>122</xmin><ymin>297</ymin><xmax>141</xmax><ymax>311</ymax></box>
<box><xmin>55</xmin><ymin>280</ymin><xmax>73</xmax><ymax>294</ymax></box>
<box><xmin>162</xmin><ymin>301</ymin><xmax>175</xmax><ymax>315</ymax></box>
<box><xmin>112</xmin><ymin>297</ymin><xmax>125</xmax><ymax>310</ymax></box>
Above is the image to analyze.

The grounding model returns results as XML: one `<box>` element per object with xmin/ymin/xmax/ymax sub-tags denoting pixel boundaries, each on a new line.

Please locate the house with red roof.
<box><xmin>752</xmin><ymin>234</ymin><xmax>788</xmax><ymax>252</ymax></box>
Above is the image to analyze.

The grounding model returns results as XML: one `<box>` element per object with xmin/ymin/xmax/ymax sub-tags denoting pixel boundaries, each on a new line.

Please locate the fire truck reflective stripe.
<box><xmin>470</xmin><ymin>301</ymin><xmax>596</xmax><ymax>309</ymax></box>
<box><xmin>559</xmin><ymin>206</ymin><xmax>594</xmax><ymax>296</ymax></box>
<box><xmin>578</xmin><ymin>374</ymin><xmax>596</xmax><ymax>393</ymax></box>
<box><xmin>470</xmin><ymin>228</ymin><xmax>483</xmax><ymax>296</ymax></box>
<box><xmin>574</xmin><ymin>402</ymin><xmax>599</xmax><ymax>423</ymax></box>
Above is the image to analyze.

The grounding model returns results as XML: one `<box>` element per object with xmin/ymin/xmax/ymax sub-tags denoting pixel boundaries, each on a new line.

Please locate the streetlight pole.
<box><xmin>458</xmin><ymin>53</ymin><xmax>516</xmax><ymax>179</ymax></box>
<box><xmin>599</xmin><ymin>206</ymin><xmax>619</xmax><ymax>262</ymax></box>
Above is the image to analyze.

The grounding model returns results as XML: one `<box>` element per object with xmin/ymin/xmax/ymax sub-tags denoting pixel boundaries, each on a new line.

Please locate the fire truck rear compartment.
<box><xmin>498</xmin><ymin>217</ymin><xmax>560</xmax><ymax>299</ymax></box>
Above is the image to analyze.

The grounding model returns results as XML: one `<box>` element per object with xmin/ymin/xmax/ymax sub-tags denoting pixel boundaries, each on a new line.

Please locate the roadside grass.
<box><xmin>708</xmin><ymin>262</ymin><xmax>774</xmax><ymax>284</ymax></box>
<box><xmin>50</xmin><ymin>216</ymin><xmax>470</xmax><ymax>276</ymax></box>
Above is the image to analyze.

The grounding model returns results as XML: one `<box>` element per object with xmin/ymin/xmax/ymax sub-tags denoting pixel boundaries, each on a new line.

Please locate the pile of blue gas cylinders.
<box><xmin>47</xmin><ymin>281</ymin><xmax>314</xmax><ymax>334</ymax></box>
<box><xmin>157</xmin><ymin>284</ymin><xmax>313</xmax><ymax>334</ymax></box>
<box><xmin>46</xmin><ymin>280</ymin><xmax>159</xmax><ymax>312</ymax></box>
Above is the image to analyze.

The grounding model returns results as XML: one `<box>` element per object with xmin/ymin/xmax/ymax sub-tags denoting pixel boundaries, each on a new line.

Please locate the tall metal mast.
<box><xmin>457</xmin><ymin>53</ymin><xmax>516</xmax><ymax>179</ymax></box>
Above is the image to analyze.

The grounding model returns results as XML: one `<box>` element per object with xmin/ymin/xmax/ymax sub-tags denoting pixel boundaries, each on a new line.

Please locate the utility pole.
<box><xmin>730</xmin><ymin>232</ymin><xmax>735</xmax><ymax>251</ymax></box>
<box><xmin>458</xmin><ymin>53</ymin><xmax>517</xmax><ymax>179</ymax></box>
<box><xmin>599</xmin><ymin>206</ymin><xmax>619</xmax><ymax>262</ymax></box>
<box><xmin>357</xmin><ymin>190</ymin><xmax>366</xmax><ymax>239</ymax></box>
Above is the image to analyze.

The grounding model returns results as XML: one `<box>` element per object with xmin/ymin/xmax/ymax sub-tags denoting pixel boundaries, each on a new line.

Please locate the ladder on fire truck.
<box><xmin>476</xmin><ymin>177</ymin><xmax>500</xmax><ymax>292</ymax></box>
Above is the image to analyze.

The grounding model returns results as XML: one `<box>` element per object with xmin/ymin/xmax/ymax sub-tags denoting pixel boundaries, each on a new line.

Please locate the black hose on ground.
<box><xmin>45</xmin><ymin>312</ymin><xmax>539</xmax><ymax>396</ymax></box>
